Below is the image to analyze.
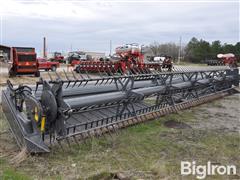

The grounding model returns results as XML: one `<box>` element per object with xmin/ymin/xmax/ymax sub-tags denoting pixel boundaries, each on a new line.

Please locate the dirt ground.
<box><xmin>0</xmin><ymin>92</ymin><xmax>239</xmax><ymax>179</ymax></box>
<box><xmin>0</xmin><ymin>63</ymin><xmax>73</xmax><ymax>86</ymax></box>
<box><xmin>192</xmin><ymin>93</ymin><xmax>240</xmax><ymax>132</ymax></box>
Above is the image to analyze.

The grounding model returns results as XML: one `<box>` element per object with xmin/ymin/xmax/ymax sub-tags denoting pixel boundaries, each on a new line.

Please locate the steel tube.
<box><xmin>64</xmin><ymin>77</ymin><xmax>215</xmax><ymax>109</ymax></box>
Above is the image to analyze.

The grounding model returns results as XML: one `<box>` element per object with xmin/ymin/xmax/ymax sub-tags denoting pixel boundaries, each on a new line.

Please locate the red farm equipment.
<box><xmin>8</xmin><ymin>47</ymin><xmax>40</xmax><ymax>77</ymax></box>
<box><xmin>206</xmin><ymin>53</ymin><xmax>238</xmax><ymax>67</ymax></box>
<box><xmin>68</xmin><ymin>51</ymin><xmax>92</xmax><ymax>65</ymax></box>
<box><xmin>49</xmin><ymin>52</ymin><xmax>65</xmax><ymax>63</ymax></box>
<box><xmin>74</xmin><ymin>43</ymin><xmax>172</xmax><ymax>74</ymax></box>
<box><xmin>217</xmin><ymin>53</ymin><xmax>238</xmax><ymax>67</ymax></box>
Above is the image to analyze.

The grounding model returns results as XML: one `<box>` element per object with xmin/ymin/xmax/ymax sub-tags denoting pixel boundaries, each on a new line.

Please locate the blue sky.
<box><xmin>0</xmin><ymin>0</ymin><xmax>239</xmax><ymax>55</ymax></box>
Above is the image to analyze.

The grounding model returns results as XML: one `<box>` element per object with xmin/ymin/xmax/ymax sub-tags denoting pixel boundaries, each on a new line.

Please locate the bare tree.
<box><xmin>149</xmin><ymin>41</ymin><xmax>160</xmax><ymax>56</ymax></box>
<box><xmin>147</xmin><ymin>42</ymin><xmax>182</xmax><ymax>60</ymax></box>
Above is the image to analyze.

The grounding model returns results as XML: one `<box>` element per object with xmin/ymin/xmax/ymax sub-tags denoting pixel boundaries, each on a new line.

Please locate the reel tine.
<box><xmin>78</xmin><ymin>71</ymin><xmax>85</xmax><ymax>80</ymax></box>
<box><xmin>95</xmin><ymin>79</ymin><xmax>100</xmax><ymax>86</ymax></box>
<box><xmin>71</xmin><ymin>70</ymin><xmax>77</xmax><ymax>80</ymax></box>
<box><xmin>99</xmin><ymin>78</ymin><xmax>105</xmax><ymax>85</ymax></box>
<box><xmin>63</xmin><ymin>69</ymin><xmax>69</xmax><ymax>80</ymax></box>
<box><xmin>108</xmin><ymin>78</ymin><xmax>114</xmax><ymax>84</ymax></box>
<box><xmin>71</xmin><ymin>71</ymin><xmax>78</xmax><ymax>88</ymax></box>
<box><xmin>48</xmin><ymin>71</ymin><xmax>53</xmax><ymax>81</ymax></box>
<box><xmin>54</xmin><ymin>71</ymin><xmax>61</xmax><ymax>80</ymax></box>
<box><xmin>63</xmin><ymin>69</ymin><xmax>71</xmax><ymax>88</ymax></box>
<box><xmin>104</xmin><ymin>78</ymin><xmax>110</xmax><ymax>85</ymax></box>
<box><xmin>85</xmin><ymin>69</ymin><xmax>91</xmax><ymax>79</ymax></box>
<box><xmin>78</xmin><ymin>80</ymin><xmax>83</xmax><ymax>87</ymax></box>
<box><xmin>66</xmin><ymin>81</ymin><xmax>71</xmax><ymax>88</ymax></box>
<box><xmin>97</xmin><ymin>66</ymin><xmax>103</xmax><ymax>78</ymax></box>
<box><xmin>77</xmin><ymin>72</ymin><xmax>85</xmax><ymax>87</ymax></box>
<box><xmin>83</xmin><ymin>80</ymin><xmax>88</xmax><ymax>87</ymax></box>
<box><xmin>35</xmin><ymin>80</ymin><xmax>41</xmax><ymax>92</ymax></box>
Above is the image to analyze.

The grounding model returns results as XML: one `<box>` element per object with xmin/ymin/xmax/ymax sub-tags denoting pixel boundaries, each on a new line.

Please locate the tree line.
<box><xmin>146</xmin><ymin>37</ymin><xmax>240</xmax><ymax>63</ymax></box>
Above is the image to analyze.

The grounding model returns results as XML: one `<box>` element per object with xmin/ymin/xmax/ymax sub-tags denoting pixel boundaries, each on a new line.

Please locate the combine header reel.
<box><xmin>2</xmin><ymin>67</ymin><xmax>239</xmax><ymax>153</ymax></box>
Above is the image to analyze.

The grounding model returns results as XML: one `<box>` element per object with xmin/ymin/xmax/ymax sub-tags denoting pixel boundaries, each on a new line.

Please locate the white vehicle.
<box><xmin>68</xmin><ymin>51</ymin><xmax>88</xmax><ymax>61</ymax></box>
<box><xmin>217</xmin><ymin>53</ymin><xmax>235</xmax><ymax>58</ymax></box>
<box><xmin>0</xmin><ymin>50</ymin><xmax>9</xmax><ymax>62</ymax></box>
<box><xmin>153</xmin><ymin>56</ymin><xmax>166</xmax><ymax>64</ymax></box>
<box><xmin>115</xmin><ymin>43</ymin><xmax>141</xmax><ymax>54</ymax></box>
<box><xmin>0</xmin><ymin>50</ymin><xmax>3</xmax><ymax>59</ymax></box>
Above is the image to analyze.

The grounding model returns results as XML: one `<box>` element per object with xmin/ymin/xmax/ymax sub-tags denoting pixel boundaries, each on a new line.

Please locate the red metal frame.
<box><xmin>73</xmin><ymin>44</ymin><xmax>172</xmax><ymax>73</ymax></box>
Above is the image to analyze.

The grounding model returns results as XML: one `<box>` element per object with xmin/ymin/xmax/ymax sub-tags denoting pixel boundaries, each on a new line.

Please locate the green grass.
<box><xmin>1</xmin><ymin>169</ymin><xmax>30</xmax><ymax>180</ymax></box>
<box><xmin>175</xmin><ymin>61</ymin><xmax>207</xmax><ymax>66</ymax></box>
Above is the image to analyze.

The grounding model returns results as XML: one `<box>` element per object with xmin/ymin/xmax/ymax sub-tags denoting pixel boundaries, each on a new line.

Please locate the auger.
<box><xmin>1</xmin><ymin>67</ymin><xmax>239</xmax><ymax>153</ymax></box>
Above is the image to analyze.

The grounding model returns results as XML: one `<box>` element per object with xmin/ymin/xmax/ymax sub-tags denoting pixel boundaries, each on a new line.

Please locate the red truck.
<box><xmin>37</xmin><ymin>58</ymin><xmax>60</xmax><ymax>71</ymax></box>
<box><xmin>8</xmin><ymin>47</ymin><xmax>40</xmax><ymax>77</ymax></box>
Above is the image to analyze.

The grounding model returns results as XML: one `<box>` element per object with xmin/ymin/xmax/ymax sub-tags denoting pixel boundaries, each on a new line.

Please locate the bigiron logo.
<box><xmin>181</xmin><ymin>161</ymin><xmax>237</xmax><ymax>179</ymax></box>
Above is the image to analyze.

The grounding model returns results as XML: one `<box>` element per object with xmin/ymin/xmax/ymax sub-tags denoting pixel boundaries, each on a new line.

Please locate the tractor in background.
<box><xmin>49</xmin><ymin>52</ymin><xmax>65</xmax><ymax>63</ymax></box>
<box><xmin>68</xmin><ymin>51</ymin><xmax>92</xmax><ymax>66</ymax></box>
<box><xmin>113</xmin><ymin>43</ymin><xmax>145</xmax><ymax>73</ymax></box>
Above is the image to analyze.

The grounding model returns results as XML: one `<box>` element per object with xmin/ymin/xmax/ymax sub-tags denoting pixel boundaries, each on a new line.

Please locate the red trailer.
<box><xmin>9</xmin><ymin>47</ymin><xmax>40</xmax><ymax>77</ymax></box>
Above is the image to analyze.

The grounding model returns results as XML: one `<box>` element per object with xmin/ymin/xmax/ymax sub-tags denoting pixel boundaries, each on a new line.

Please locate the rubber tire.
<box><xmin>35</xmin><ymin>71</ymin><xmax>40</xmax><ymax>77</ymax></box>
<box><xmin>9</xmin><ymin>68</ymin><xmax>16</xmax><ymax>77</ymax></box>
<box><xmin>51</xmin><ymin>66</ymin><xmax>57</xmax><ymax>71</ymax></box>
<box><xmin>75</xmin><ymin>66</ymin><xmax>80</xmax><ymax>73</ymax></box>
